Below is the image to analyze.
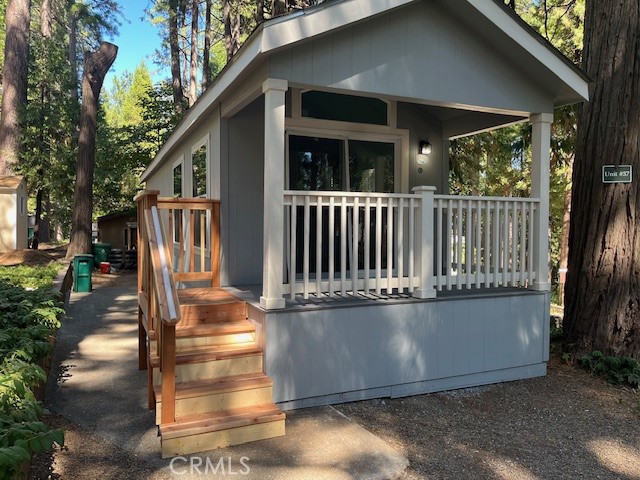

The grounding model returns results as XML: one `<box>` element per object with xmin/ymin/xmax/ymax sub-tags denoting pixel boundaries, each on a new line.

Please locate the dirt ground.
<box><xmin>0</xmin><ymin>243</ymin><xmax>68</xmax><ymax>267</ymax></box>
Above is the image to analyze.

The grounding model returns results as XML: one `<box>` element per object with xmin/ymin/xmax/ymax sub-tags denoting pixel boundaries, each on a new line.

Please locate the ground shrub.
<box><xmin>0</xmin><ymin>267</ymin><xmax>65</xmax><ymax>479</ymax></box>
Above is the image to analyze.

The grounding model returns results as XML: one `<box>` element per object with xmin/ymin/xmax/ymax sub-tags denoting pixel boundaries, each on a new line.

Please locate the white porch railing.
<box><xmin>279</xmin><ymin>189</ymin><xmax>540</xmax><ymax>302</ymax></box>
<box><xmin>433</xmin><ymin>195</ymin><xmax>539</xmax><ymax>291</ymax></box>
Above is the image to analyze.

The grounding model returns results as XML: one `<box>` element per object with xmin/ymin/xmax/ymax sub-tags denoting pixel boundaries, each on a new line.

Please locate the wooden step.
<box><xmin>160</xmin><ymin>404</ymin><xmax>286</xmax><ymax>458</ymax></box>
<box><xmin>154</xmin><ymin>373</ymin><xmax>274</xmax><ymax>424</ymax></box>
<box><xmin>149</xmin><ymin>320</ymin><xmax>256</xmax><ymax>351</ymax></box>
<box><xmin>151</xmin><ymin>344</ymin><xmax>263</xmax><ymax>383</ymax></box>
<box><xmin>178</xmin><ymin>288</ymin><xmax>247</xmax><ymax>325</ymax></box>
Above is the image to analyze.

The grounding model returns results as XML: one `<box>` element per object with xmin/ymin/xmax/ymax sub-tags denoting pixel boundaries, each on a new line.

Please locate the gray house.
<box><xmin>138</xmin><ymin>0</ymin><xmax>588</xmax><ymax>456</ymax></box>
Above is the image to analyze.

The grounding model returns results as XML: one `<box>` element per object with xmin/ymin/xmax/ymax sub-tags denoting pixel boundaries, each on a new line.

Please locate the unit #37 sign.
<box><xmin>602</xmin><ymin>165</ymin><xmax>632</xmax><ymax>184</ymax></box>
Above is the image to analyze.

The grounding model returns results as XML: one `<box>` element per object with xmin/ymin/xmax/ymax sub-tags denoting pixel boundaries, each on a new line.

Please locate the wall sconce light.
<box><xmin>419</xmin><ymin>140</ymin><xmax>432</xmax><ymax>155</ymax></box>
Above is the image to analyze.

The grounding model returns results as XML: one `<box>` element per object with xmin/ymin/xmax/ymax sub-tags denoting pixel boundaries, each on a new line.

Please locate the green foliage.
<box><xmin>0</xmin><ymin>273</ymin><xmax>65</xmax><ymax>478</ymax></box>
<box><xmin>0</xmin><ymin>264</ymin><xmax>60</xmax><ymax>290</ymax></box>
<box><xmin>579</xmin><ymin>351</ymin><xmax>640</xmax><ymax>388</ymax></box>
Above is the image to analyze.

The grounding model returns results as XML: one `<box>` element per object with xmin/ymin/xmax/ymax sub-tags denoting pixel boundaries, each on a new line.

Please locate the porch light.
<box><xmin>419</xmin><ymin>140</ymin><xmax>432</xmax><ymax>155</ymax></box>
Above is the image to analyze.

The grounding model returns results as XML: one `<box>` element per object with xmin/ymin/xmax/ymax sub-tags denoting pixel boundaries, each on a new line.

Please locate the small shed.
<box><xmin>97</xmin><ymin>209</ymin><xmax>137</xmax><ymax>251</ymax></box>
<box><xmin>0</xmin><ymin>176</ymin><xmax>28</xmax><ymax>252</ymax></box>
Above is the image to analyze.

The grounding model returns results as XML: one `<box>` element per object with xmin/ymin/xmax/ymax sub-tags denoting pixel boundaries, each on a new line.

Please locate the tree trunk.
<box><xmin>188</xmin><ymin>0</ymin><xmax>199</xmax><ymax>106</ymax></box>
<box><xmin>202</xmin><ymin>0</ymin><xmax>212</xmax><ymax>89</ymax></box>
<box><xmin>256</xmin><ymin>0</ymin><xmax>264</xmax><ymax>24</ymax></box>
<box><xmin>66</xmin><ymin>42</ymin><xmax>118</xmax><ymax>259</ymax></box>
<box><xmin>558</xmin><ymin>160</ymin><xmax>572</xmax><ymax>306</ymax></box>
<box><xmin>68</xmin><ymin>0</ymin><xmax>78</xmax><ymax>104</ymax></box>
<box><xmin>169</xmin><ymin>0</ymin><xmax>185</xmax><ymax>113</ymax></box>
<box><xmin>564</xmin><ymin>1</ymin><xmax>640</xmax><ymax>358</ymax></box>
<box><xmin>0</xmin><ymin>0</ymin><xmax>31</xmax><ymax>175</ymax></box>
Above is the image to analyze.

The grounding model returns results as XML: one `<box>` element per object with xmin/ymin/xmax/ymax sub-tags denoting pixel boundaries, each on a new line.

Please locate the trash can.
<box><xmin>73</xmin><ymin>254</ymin><xmax>93</xmax><ymax>292</ymax></box>
<box><xmin>99</xmin><ymin>262</ymin><xmax>111</xmax><ymax>274</ymax></box>
<box><xmin>92</xmin><ymin>243</ymin><xmax>112</xmax><ymax>268</ymax></box>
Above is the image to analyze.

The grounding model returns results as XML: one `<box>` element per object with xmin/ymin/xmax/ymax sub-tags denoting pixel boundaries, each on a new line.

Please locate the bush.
<box><xmin>579</xmin><ymin>350</ymin><xmax>640</xmax><ymax>388</ymax></box>
<box><xmin>0</xmin><ymin>267</ymin><xmax>65</xmax><ymax>479</ymax></box>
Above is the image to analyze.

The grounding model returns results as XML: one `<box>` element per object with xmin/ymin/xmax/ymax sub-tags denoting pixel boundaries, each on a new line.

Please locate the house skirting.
<box><xmin>236</xmin><ymin>288</ymin><xmax>550</xmax><ymax>409</ymax></box>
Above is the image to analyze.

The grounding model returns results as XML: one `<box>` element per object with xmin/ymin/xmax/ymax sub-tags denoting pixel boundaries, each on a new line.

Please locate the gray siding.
<box><xmin>223</xmin><ymin>97</ymin><xmax>265</xmax><ymax>285</ymax></box>
<box><xmin>259</xmin><ymin>291</ymin><xmax>549</xmax><ymax>408</ymax></box>
<box><xmin>397</xmin><ymin>102</ymin><xmax>447</xmax><ymax>194</ymax></box>
<box><xmin>269</xmin><ymin>1</ymin><xmax>552</xmax><ymax>114</ymax></box>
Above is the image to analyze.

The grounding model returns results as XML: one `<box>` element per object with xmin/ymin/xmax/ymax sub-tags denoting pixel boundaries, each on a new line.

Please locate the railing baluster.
<box><xmin>364</xmin><ymin>197</ymin><xmax>371</xmax><ymax>295</ymax></box>
<box><xmin>475</xmin><ymin>200</ymin><xmax>482</xmax><ymax>288</ymax></box>
<box><xmin>447</xmin><ymin>199</ymin><xmax>453</xmax><ymax>290</ymax></box>
<box><xmin>341</xmin><ymin>196</ymin><xmax>347</xmax><ymax>297</ymax></box>
<box><xmin>316</xmin><ymin>195</ymin><xmax>323</xmax><ymax>298</ymax></box>
<box><xmin>398</xmin><ymin>198</ymin><xmax>405</xmax><ymax>293</ymax></box>
<box><xmin>387</xmin><ymin>198</ymin><xmax>394</xmax><ymax>294</ymax></box>
<box><xmin>329</xmin><ymin>197</ymin><xmax>335</xmax><ymax>297</ymax></box>
<box><xmin>492</xmin><ymin>201</ymin><xmax>500</xmax><ymax>288</ymax></box>
<box><xmin>456</xmin><ymin>200</ymin><xmax>463</xmax><ymax>290</ymax></box>
<box><xmin>189</xmin><ymin>209</ymin><xmax>195</xmax><ymax>273</ymax></box>
<box><xmin>408</xmin><ymin>198</ymin><xmax>415</xmax><ymax>294</ymax></box>
<box><xmin>303</xmin><ymin>195</ymin><xmax>310</xmax><ymax>299</ymax></box>
<box><xmin>352</xmin><ymin>197</ymin><xmax>359</xmax><ymax>295</ymax></box>
<box><xmin>484</xmin><ymin>200</ymin><xmax>490</xmax><ymax>288</ymax></box>
<box><xmin>502</xmin><ymin>201</ymin><xmax>509</xmax><ymax>286</ymax></box>
<box><xmin>520</xmin><ymin>202</ymin><xmax>526</xmax><ymax>285</ymax></box>
<box><xmin>375</xmin><ymin>197</ymin><xmax>382</xmax><ymax>295</ymax></box>
<box><xmin>511</xmin><ymin>202</ymin><xmax>518</xmax><ymax>287</ymax></box>
<box><xmin>200</xmin><ymin>210</ymin><xmax>206</xmax><ymax>273</ymax></box>
<box><xmin>528</xmin><ymin>202</ymin><xmax>535</xmax><ymax>285</ymax></box>
<box><xmin>436</xmin><ymin>199</ymin><xmax>443</xmax><ymax>291</ymax></box>
<box><xmin>290</xmin><ymin>196</ymin><xmax>297</xmax><ymax>300</ymax></box>
<box><xmin>466</xmin><ymin>200</ymin><xmax>472</xmax><ymax>289</ymax></box>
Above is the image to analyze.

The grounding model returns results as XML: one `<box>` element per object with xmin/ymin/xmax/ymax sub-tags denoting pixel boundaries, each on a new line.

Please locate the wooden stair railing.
<box><xmin>135</xmin><ymin>190</ymin><xmax>222</xmax><ymax>419</ymax></box>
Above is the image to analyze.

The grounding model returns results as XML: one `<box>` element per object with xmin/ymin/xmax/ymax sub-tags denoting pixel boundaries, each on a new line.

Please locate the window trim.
<box><xmin>189</xmin><ymin>134</ymin><xmax>210</xmax><ymax>258</ymax></box>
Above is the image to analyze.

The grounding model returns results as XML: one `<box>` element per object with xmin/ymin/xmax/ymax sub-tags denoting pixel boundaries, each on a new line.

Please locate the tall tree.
<box><xmin>0</xmin><ymin>0</ymin><xmax>31</xmax><ymax>175</ymax></box>
<box><xmin>67</xmin><ymin>42</ymin><xmax>117</xmax><ymax>258</ymax></box>
<box><xmin>202</xmin><ymin>0</ymin><xmax>212</xmax><ymax>89</ymax></box>
<box><xmin>564</xmin><ymin>1</ymin><xmax>640</xmax><ymax>358</ymax></box>
<box><xmin>188</xmin><ymin>0</ymin><xmax>198</xmax><ymax>105</ymax></box>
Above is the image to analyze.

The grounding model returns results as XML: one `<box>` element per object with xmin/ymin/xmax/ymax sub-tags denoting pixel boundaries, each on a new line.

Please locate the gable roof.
<box><xmin>0</xmin><ymin>176</ymin><xmax>25</xmax><ymax>190</ymax></box>
<box><xmin>142</xmin><ymin>0</ymin><xmax>588</xmax><ymax>182</ymax></box>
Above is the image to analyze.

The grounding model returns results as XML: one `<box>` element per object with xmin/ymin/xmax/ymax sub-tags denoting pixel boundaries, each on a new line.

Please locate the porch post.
<box><xmin>530</xmin><ymin>113</ymin><xmax>553</xmax><ymax>291</ymax></box>
<box><xmin>412</xmin><ymin>185</ymin><xmax>437</xmax><ymax>299</ymax></box>
<box><xmin>260</xmin><ymin>78</ymin><xmax>288</xmax><ymax>310</ymax></box>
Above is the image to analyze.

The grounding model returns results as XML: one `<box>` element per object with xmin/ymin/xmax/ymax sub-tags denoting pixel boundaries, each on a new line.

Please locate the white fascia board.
<box><xmin>260</xmin><ymin>0</ymin><xmax>416</xmax><ymax>51</ymax></box>
<box><xmin>467</xmin><ymin>0</ymin><xmax>589</xmax><ymax>103</ymax></box>
<box><xmin>141</xmin><ymin>33</ymin><xmax>264</xmax><ymax>182</ymax></box>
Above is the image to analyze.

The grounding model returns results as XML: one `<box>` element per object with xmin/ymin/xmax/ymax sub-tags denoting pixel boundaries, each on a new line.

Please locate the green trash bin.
<box><xmin>73</xmin><ymin>254</ymin><xmax>93</xmax><ymax>292</ymax></box>
<box><xmin>92</xmin><ymin>243</ymin><xmax>112</xmax><ymax>268</ymax></box>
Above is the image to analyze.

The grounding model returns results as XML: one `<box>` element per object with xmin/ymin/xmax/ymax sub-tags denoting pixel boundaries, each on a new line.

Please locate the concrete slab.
<box><xmin>45</xmin><ymin>274</ymin><xmax>408</xmax><ymax>479</ymax></box>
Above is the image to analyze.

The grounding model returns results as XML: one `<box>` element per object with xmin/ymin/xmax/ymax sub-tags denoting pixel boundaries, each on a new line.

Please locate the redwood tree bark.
<box><xmin>564</xmin><ymin>1</ymin><xmax>640</xmax><ymax>358</ymax></box>
<box><xmin>202</xmin><ymin>0</ymin><xmax>212</xmax><ymax>89</ymax></box>
<box><xmin>169</xmin><ymin>0</ymin><xmax>185</xmax><ymax>113</ymax></box>
<box><xmin>0</xmin><ymin>0</ymin><xmax>31</xmax><ymax>175</ymax></box>
<box><xmin>66</xmin><ymin>42</ymin><xmax>118</xmax><ymax>259</ymax></box>
<box><xmin>188</xmin><ymin>0</ymin><xmax>199</xmax><ymax>106</ymax></box>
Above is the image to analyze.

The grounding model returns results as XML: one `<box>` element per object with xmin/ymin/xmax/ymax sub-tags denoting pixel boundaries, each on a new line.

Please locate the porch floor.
<box><xmin>222</xmin><ymin>284</ymin><xmax>543</xmax><ymax>312</ymax></box>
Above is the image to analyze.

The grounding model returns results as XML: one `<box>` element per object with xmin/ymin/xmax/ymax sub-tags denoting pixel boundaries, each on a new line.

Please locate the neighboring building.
<box><xmin>97</xmin><ymin>210</ymin><xmax>137</xmax><ymax>251</ymax></box>
<box><xmin>0</xmin><ymin>176</ymin><xmax>28</xmax><ymax>252</ymax></box>
<box><xmin>137</xmin><ymin>0</ymin><xmax>590</xmax><ymax>456</ymax></box>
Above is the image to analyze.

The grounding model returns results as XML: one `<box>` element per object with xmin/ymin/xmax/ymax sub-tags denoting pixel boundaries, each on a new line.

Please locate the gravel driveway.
<box><xmin>336</xmin><ymin>357</ymin><xmax>640</xmax><ymax>479</ymax></box>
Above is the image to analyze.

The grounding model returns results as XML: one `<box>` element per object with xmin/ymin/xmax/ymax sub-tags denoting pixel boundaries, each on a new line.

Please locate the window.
<box><xmin>173</xmin><ymin>163</ymin><xmax>182</xmax><ymax>197</ymax></box>
<box><xmin>288</xmin><ymin>135</ymin><xmax>395</xmax><ymax>193</ymax></box>
<box><xmin>192</xmin><ymin>145</ymin><xmax>207</xmax><ymax>197</ymax></box>
<box><xmin>173</xmin><ymin>161</ymin><xmax>183</xmax><ymax>243</ymax></box>
<box><xmin>301</xmin><ymin>91</ymin><xmax>388</xmax><ymax>126</ymax></box>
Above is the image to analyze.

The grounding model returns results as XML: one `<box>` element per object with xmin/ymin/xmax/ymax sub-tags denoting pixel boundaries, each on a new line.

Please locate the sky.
<box><xmin>104</xmin><ymin>0</ymin><xmax>166</xmax><ymax>90</ymax></box>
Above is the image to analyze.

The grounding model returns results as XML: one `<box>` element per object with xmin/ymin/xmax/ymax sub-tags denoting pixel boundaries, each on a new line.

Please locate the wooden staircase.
<box><xmin>135</xmin><ymin>192</ymin><xmax>285</xmax><ymax>459</ymax></box>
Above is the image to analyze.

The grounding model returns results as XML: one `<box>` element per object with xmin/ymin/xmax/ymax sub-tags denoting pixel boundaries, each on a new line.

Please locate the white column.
<box><xmin>260</xmin><ymin>78</ymin><xmax>288</xmax><ymax>310</ymax></box>
<box><xmin>413</xmin><ymin>185</ymin><xmax>437</xmax><ymax>299</ymax></box>
<box><xmin>530</xmin><ymin>113</ymin><xmax>553</xmax><ymax>291</ymax></box>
